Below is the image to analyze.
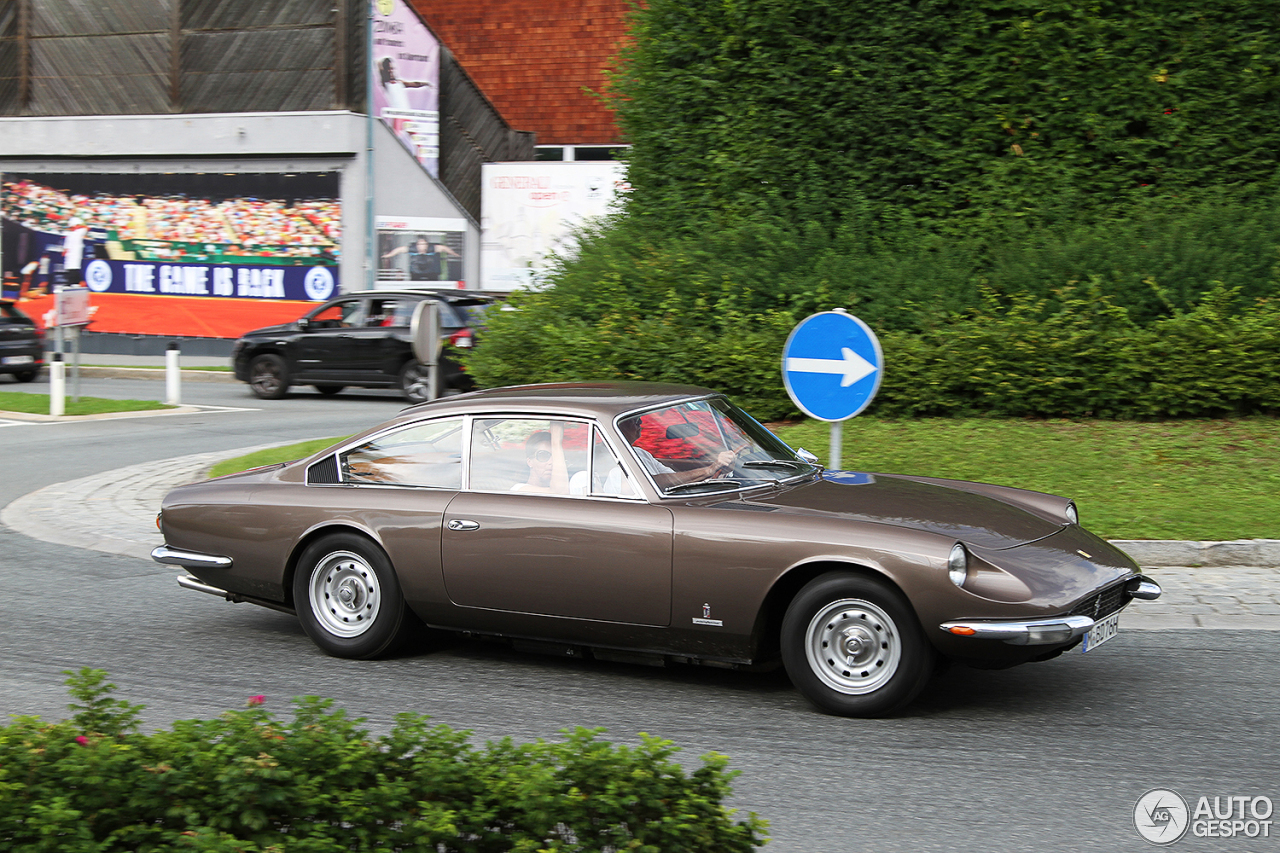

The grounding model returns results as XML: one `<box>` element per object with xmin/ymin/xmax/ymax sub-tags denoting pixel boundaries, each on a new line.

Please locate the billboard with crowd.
<box><xmin>1</xmin><ymin>171</ymin><xmax>342</xmax><ymax>304</ymax></box>
<box><xmin>371</xmin><ymin>0</ymin><xmax>441</xmax><ymax>178</ymax></box>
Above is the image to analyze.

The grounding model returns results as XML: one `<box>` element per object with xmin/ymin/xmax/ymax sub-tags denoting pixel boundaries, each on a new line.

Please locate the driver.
<box><xmin>618</xmin><ymin>417</ymin><xmax>737</xmax><ymax>487</ymax></box>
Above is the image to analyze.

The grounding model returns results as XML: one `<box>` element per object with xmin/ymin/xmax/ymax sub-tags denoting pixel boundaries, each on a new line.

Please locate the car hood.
<box><xmin>243</xmin><ymin>323</ymin><xmax>295</xmax><ymax>337</ymax></box>
<box><xmin>744</xmin><ymin>473</ymin><xmax>1062</xmax><ymax>550</ymax></box>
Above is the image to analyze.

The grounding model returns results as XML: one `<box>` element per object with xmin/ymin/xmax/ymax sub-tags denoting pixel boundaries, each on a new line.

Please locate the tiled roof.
<box><xmin>411</xmin><ymin>0</ymin><xmax>629</xmax><ymax>145</ymax></box>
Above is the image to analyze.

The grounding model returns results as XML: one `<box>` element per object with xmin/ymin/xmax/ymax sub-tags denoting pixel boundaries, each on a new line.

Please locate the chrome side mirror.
<box><xmin>795</xmin><ymin>447</ymin><xmax>820</xmax><ymax>466</ymax></box>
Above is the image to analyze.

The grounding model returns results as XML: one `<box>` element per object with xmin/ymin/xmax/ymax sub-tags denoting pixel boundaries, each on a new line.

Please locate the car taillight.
<box><xmin>450</xmin><ymin>329</ymin><xmax>473</xmax><ymax>348</ymax></box>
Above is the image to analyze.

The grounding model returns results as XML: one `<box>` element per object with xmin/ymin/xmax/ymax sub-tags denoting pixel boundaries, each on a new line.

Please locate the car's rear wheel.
<box><xmin>313</xmin><ymin>384</ymin><xmax>345</xmax><ymax>396</ymax></box>
<box><xmin>13</xmin><ymin>368</ymin><xmax>38</xmax><ymax>383</ymax></box>
<box><xmin>293</xmin><ymin>533</ymin><xmax>411</xmax><ymax>659</ymax></box>
<box><xmin>248</xmin><ymin>354</ymin><xmax>289</xmax><ymax>399</ymax></box>
<box><xmin>781</xmin><ymin>572</ymin><xmax>933</xmax><ymax>717</ymax></box>
<box><xmin>398</xmin><ymin>360</ymin><xmax>433</xmax><ymax>403</ymax></box>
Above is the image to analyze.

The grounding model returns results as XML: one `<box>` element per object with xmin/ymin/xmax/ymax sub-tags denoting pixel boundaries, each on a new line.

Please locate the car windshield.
<box><xmin>618</xmin><ymin>397</ymin><xmax>817</xmax><ymax>495</ymax></box>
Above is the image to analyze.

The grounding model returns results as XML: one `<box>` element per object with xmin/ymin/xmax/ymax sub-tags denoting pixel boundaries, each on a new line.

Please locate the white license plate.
<box><xmin>1081</xmin><ymin>612</ymin><xmax>1120</xmax><ymax>653</ymax></box>
<box><xmin>2</xmin><ymin>355</ymin><xmax>34</xmax><ymax>365</ymax></box>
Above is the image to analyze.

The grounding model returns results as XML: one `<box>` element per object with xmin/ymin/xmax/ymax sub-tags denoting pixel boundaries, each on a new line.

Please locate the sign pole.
<box><xmin>365</xmin><ymin>0</ymin><xmax>376</xmax><ymax>292</ymax></box>
<box><xmin>829</xmin><ymin>421</ymin><xmax>842</xmax><ymax>471</ymax></box>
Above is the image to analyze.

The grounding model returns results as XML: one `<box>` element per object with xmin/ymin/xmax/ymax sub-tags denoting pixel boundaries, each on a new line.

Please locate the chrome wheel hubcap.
<box><xmin>308</xmin><ymin>550</ymin><xmax>381</xmax><ymax>638</ymax></box>
<box><xmin>805</xmin><ymin>598</ymin><xmax>901</xmax><ymax>694</ymax></box>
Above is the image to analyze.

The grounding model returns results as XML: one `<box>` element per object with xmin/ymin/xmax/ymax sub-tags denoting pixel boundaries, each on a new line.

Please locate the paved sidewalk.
<box><xmin>2</xmin><ymin>448</ymin><xmax>1278</xmax><ymax>631</ymax></box>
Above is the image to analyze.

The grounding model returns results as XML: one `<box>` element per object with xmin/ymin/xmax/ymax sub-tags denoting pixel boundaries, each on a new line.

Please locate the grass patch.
<box><xmin>208</xmin><ymin>436</ymin><xmax>350</xmax><ymax>479</ymax></box>
<box><xmin>205</xmin><ymin>419</ymin><xmax>1280</xmax><ymax>541</ymax></box>
<box><xmin>0</xmin><ymin>391</ymin><xmax>174</xmax><ymax>417</ymax></box>
<box><xmin>775</xmin><ymin>418</ymin><xmax>1280</xmax><ymax>541</ymax></box>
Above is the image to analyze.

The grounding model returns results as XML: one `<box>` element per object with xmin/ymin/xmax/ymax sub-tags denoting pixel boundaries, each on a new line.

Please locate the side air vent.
<box><xmin>306</xmin><ymin>454</ymin><xmax>340</xmax><ymax>485</ymax></box>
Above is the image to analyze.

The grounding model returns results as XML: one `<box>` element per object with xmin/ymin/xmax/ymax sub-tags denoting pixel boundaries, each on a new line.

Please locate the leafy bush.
<box><xmin>0</xmin><ymin>669</ymin><xmax>766</xmax><ymax>852</ymax></box>
<box><xmin>469</xmin><ymin>277</ymin><xmax>1280</xmax><ymax>420</ymax></box>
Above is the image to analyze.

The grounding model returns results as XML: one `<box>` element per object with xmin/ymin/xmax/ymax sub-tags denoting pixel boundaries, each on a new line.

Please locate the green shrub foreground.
<box><xmin>0</xmin><ymin>670</ymin><xmax>766</xmax><ymax>852</ymax></box>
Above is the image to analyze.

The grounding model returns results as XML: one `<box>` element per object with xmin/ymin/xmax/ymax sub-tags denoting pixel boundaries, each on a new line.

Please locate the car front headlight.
<box><xmin>948</xmin><ymin>543</ymin><xmax>968</xmax><ymax>588</ymax></box>
<box><xmin>1065</xmin><ymin>501</ymin><xmax>1078</xmax><ymax>525</ymax></box>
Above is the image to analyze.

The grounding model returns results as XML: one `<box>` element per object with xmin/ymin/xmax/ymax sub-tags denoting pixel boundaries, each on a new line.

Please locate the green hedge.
<box><xmin>469</xmin><ymin>281</ymin><xmax>1280</xmax><ymax>421</ymax></box>
<box><xmin>0</xmin><ymin>670</ymin><xmax>766</xmax><ymax>852</ymax></box>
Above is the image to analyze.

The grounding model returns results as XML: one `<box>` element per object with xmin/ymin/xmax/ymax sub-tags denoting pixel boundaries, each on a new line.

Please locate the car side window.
<box><xmin>469</xmin><ymin>417</ymin><xmax>590</xmax><ymax>495</ymax></box>
<box><xmin>340</xmin><ymin>417</ymin><xmax>463</xmax><ymax>488</ymax></box>
<box><xmin>366</xmin><ymin>298</ymin><xmax>410</xmax><ymax>328</ymax></box>
<box><xmin>310</xmin><ymin>300</ymin><xmax>363</xmax><ymax>329</ymax></box>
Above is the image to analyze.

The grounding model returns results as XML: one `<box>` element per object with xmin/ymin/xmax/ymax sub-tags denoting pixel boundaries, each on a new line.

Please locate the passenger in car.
<box><xmin>510</xmin><ymin>423</ymin><xmax>570</xmax><ymax>494</ymax></box>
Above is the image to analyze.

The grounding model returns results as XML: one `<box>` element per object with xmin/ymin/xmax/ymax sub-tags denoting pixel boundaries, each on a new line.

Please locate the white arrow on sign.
<box><xmin>785</xmin><ymin>347</ymin><xmax>877</xmax><ymax>387</ymax></box>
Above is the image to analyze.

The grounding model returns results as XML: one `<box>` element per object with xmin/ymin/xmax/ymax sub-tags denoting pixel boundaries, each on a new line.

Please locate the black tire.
<box><xmin>398</xmin><ymin>360</ymin><xmax>433</xmax><ymax>403</ymax></box>
<box><xmin>13</xmin><ymin>368</ymin><xmax>38</xmax><ymax>383</ymax></box>
<box><xmin>781</xmin><ymin>572</ymin><xmax>934</xmax><ymax>717</ymax></box>
<box><xmin>248</xmin><ymin>353</ymin><xmax>289</xmax><ymax>399</ymax></box>
<box><xmin>292</xmin><ymin>533</ymin><xmax>412</xmax><ymax>659</ymax></box>
<box><xmin>313</xmin><ymin>384</ymin><xmax>345</xmax><ymax>396</ymax></box>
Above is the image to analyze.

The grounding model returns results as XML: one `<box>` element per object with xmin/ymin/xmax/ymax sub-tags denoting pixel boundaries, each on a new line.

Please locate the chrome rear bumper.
<box><xmin>152</xmin><ymin>545</ymin><xmax>232</xmax><ymax>570</ymax></box>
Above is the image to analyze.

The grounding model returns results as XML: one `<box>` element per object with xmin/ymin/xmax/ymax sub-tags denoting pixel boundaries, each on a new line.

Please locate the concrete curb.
<box><xmin>1109</xmin><ymin>539</ymin><xmax>1280</xmax><ymax>568</ymax></box>
<box><xmin>75</xmin><ymin>366</ymin><xmax>236</xmax><ymax>383</ymax></box>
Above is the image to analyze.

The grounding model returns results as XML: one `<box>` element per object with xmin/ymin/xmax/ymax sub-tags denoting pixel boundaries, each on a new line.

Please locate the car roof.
<box><xmin>396</xmin><ymin>381</ymin><xmax>719</xmax><ymax>422</ymax></box>
<box><xmin>334</xmin><ymin>289</ymin><xmax>493</xmax><ymax>306</ymax></box>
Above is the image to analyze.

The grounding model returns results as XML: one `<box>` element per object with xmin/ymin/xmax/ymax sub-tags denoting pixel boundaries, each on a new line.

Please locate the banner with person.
<box><xmin>370</xmin><ymin>0</ymin><xmax>441</xmax><ymax>178</ymax></box>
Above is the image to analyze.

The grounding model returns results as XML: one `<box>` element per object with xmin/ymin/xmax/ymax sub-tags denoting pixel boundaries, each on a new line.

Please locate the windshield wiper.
<box><xmin>664</xmin><ymin>478</ymin><xmax>743</xmax><ymax>494</ymax></box>
<box><xmin>741</xmin><ymin>459</ymin><xmax>805</xmax><ymax>471</ymax></box>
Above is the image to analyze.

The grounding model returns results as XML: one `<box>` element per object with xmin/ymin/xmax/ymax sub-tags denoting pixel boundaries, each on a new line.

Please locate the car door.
<box><xmin>440</xmin><ymin>417</ymin><xmax>673</xmax><ymax>626</ymax></box>
<box><xmin>343</xmin><ymin>295</ymin><xmax>414</xmax><ymax>376</ymax></box>
<box><xmin>295</xmin><ymin>297</ymin><xmax>365</xmax><ymax>381</ymax></box>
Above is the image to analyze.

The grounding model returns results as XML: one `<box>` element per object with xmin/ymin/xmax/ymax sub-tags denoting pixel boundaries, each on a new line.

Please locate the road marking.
<box><xmin>784</xmin><ymin>347</ymin><xmax>877</xmax><ymax>387</ymax></box>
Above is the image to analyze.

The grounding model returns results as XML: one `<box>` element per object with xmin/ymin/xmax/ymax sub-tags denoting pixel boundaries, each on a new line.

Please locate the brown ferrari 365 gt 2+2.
<box><xmin>154</xmin><ymin>382</ymin><xmax>1161</xmax><ymax>716</ymax></box>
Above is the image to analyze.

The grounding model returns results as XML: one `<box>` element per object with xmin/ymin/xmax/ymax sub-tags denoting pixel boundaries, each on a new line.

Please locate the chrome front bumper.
<box><xmin>940</xmin><ymin>575</ymin><xmax>1162</xmax><ymax>646</ymax></box>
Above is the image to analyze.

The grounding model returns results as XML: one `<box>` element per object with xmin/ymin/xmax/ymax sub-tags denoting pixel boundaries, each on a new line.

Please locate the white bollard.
<box><xmin>49</xmin><ymin>354</ymin><xmax>66</xmax><ymax>417</ymax></box>
<box><xmin>165</xmin><ymin>342</ymin><xmax>181</xmax><ymax>406</ymax></box>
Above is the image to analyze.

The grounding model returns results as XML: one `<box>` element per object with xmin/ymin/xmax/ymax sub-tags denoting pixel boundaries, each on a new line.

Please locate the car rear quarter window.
<box><xmin>340</xmin><ymin>417</ymin><xmax>464</xmax><ymax>488</ymax></box>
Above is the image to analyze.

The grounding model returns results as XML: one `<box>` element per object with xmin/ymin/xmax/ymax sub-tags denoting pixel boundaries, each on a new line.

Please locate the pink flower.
<box><xmin>247</xmin><ymin>695</ymin><xmax>266</xmax><ymax>707</ymax></box>
<box><xmin>75</xmin><ymin>735</ymin><xmax>89</xmax><ymax>745</ymax></box>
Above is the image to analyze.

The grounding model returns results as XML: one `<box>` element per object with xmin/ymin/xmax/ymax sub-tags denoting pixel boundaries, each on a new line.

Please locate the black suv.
<box><xmin>232</xmin><ymin>290</ymin><xmax>491</xmax><ymax>402</ymax></box>
<box><xmin>0</xmin><ymin>300</ymin><xmax>45</xmax><ymax>383</ymax></box>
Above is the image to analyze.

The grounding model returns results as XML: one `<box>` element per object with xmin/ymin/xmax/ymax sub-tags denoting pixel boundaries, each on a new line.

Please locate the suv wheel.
<box><xmin>399</xmin><ymin>360</ymin><xmax>433</xmax><ymax>403</ymax></box>
<box><xmin>248</xmin><ymin>354</ymin><xmax>290</xmax><ymax>399</ymax></box>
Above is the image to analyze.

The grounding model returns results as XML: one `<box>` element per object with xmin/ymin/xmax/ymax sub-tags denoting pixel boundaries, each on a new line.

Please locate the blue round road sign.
<box><xmin>782</xmin><ymin>310</ymin><xmax>883</xmax><ymax>421</ymax></box>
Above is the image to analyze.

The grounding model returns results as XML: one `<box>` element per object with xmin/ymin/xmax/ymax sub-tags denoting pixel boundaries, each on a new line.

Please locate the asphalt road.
<box><xmin>2</xmin><ymin>373</ymin><xmax>1278</xmax><ymax>852</ymax></box>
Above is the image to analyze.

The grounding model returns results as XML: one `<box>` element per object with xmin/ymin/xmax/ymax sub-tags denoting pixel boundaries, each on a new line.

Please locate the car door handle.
<box><xmin>447</xmin><ymin>519</ymin><xmax>480</xmax><ymax>531</ymax></box>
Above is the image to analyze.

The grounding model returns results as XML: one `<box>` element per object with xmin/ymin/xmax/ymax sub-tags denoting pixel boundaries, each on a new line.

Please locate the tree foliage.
<box><xmin>614</xmin><ymin>0</ymin><xmax>1280</xmax><ymax>231</ymax></box>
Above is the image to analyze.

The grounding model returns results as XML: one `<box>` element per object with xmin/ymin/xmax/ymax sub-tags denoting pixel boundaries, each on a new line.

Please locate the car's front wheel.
<box><xmin>781</xmin><ymin>572</ymin><xmax>934</xmax><ymax>717</ymax></box>
<box><xmin>248</xmin><ymin>354</ymin><xmax>289</xmax><ymax>399</ymax></box>
<box><xmin>293</xmin><ymin>533</ymin><xmax>412</xmax><ymax>659</ymax></box>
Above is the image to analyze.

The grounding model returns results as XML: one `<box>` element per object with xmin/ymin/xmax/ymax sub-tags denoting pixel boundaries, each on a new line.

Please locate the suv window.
<box><xmin>309</xmin><ymin>300</ymin><xmax>363</xmax><ymax>329</ymax></box>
